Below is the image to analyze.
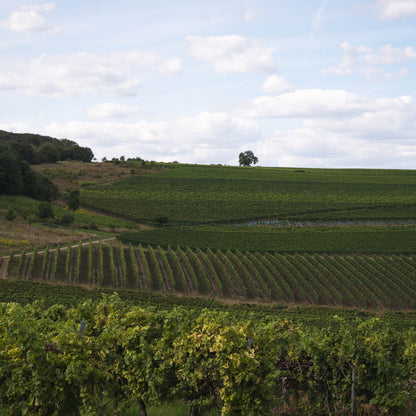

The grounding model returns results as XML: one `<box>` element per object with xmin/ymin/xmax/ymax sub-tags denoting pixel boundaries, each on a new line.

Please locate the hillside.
<box><xmin>1</xmin><ymin>161</ymin><xmax>416</xmax><ymax>312</ymax></box>
<box><xmin>81</xmin><ymin>164</ymin><xmax>416</xmax><ymax>224</ymax></box>
<box><xmin>0</xmin><ymin>159</ymin><xmax>161</xmax><ymax>256</ymax></box>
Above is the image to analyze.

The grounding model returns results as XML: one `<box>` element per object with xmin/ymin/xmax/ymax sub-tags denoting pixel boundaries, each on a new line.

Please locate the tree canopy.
<box><xmin>0</xmin><ymin>144</ymin><xmax>58</xmax><ymax>200</ymax></box>
<box><xmin>0</xmin><ymin>130</ymin><xmax>94</xmax><ymax>164</ymax></box>
<box><xmin>0</xmin><ymin>129</ymin><xmax>95</xmax><ymax>200</ymax></box>
<box><xmin>239</xmin><ymin>150</ymin><xmax>258</xmax><ymax>167</ymax></box>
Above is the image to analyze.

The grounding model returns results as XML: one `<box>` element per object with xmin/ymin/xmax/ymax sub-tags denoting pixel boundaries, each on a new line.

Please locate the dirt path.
<box><xmin>0</xmin><ymin>258</ymin><xmax>9</xmax><ymax>279</ymax></box>
<box><xmin>0</xmin><ymin>237</ymin><xmax>117</xmax><ymax>260</ymax></box>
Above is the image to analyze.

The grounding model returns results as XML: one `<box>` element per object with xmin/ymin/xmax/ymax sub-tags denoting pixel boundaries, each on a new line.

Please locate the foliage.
<box><xmin>64</xmin><ymin>189</ymin><xmax>80</xmax><ymax>211</ymax></box>
<box><xmin>0</xmin><ymin>144</ymin><xmax>58</xmax><ymax>201</ymax></box>
<box><xmin>0</xmin><ymin>145</ymin><xmax>23</xmax><ymax>195</ymax></box>
<box><xmin>0</xmin><ymin>297</ymin><xmax>415</xmax><ymax>415</ymax></box>
<box><xmin>238</xmin><ymin>150</ymin><xmax>258</xmax><ymax>167</ymax></box>
<box><xmin>5</xmin><ymin>209</ymin><xmax>16</xmax><ymax>221</ymax></box>
<box><xmin>154</xmin><ymin>215</ymin><xmax>169</xmax><ymax>227</ymax></box>
<box><xmin>60</xmin><ymin>212</ymin><xmax>75</xmax><ymax>226</ymax></box>
<box><xmin>0</xmin><ymin>130</ymin><xmax>94</xmax><ymax>164</ymax></box>
<box><xmin>38</xmin><ymin>201</ymin><xmax>54</xmax><ymax>219</ymax></box>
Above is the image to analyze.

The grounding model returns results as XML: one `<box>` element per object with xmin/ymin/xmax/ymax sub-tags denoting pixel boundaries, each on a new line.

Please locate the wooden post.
<box><xmin>351</xmin><ymin>367</ymin><xmax>355</xmax><ymax>415</ymax></box>
<box><xmin>78</xmin><ymin>320</ymin><xmax>86</xmax><ymax>336</ymax></box>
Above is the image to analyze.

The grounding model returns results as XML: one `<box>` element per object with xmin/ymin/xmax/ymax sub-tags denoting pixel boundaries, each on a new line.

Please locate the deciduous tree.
<box><xmin>238</xmin><ymin>150</ymin><xmax>258</xmax><ymax>167</ymax></box>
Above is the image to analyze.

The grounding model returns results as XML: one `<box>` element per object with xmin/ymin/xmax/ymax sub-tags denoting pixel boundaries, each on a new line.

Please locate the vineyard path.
<box><xmin>0</xmin><ymin>259</ymin><xmax>8</xmax><ymax>280</ymax></box>
<box><xmin>0</xmin><ymin>237</ymin><xmax>117</xmax><ymax>259</ymax></box>
<box><xmin>0</xmin><ymin>238</ymin><xmax>118</xmax><ymax>279</ymax></box>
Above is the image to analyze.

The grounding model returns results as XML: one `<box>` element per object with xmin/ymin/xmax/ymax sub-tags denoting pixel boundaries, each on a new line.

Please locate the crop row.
<box><xmin>119</xmin><ymin>224</ymin><xmax>416</xmax><ymax>254</ymax></box>
<box><xmin>4</xmin><ymin>278</ymin><xmax>416</xmax><ymax>330</ymax></box>
<box><xmin>81</xmin><ymin>164</ymin><xmax>416</xmax><ymax>224</ymax></box>
<box><xmin>3</xmin><ymin>242</ymin><xmax>416</xmax><ymax>310</ymax></box>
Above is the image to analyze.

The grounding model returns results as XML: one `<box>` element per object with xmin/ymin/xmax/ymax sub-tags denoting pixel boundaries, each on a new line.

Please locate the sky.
<box><xmin>0</xmin><ymin>0</ymin><xmax>415</xmax><ymax>168</ymax></box>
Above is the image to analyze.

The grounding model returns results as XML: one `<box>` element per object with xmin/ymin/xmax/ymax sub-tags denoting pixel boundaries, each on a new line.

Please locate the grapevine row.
<box><xmin>4</xmin><ymin>243</ymin><xmax>416</xmax><ymax>310</ymax></box>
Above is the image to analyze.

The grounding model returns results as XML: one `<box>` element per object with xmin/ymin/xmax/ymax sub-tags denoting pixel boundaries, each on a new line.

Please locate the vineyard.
<box><xmin>1</xmin><ymin>296</ymin><xmax>416</xmax><ymax>416</ymax></box>
<box><xmin>81</xmin><ymin>165</ymin><xmax>416</xmax><ymax>224</ymax></box>
<box><xmin>119</xmin><ymin>223</ymin><xmax>416</xmax><ymax>254</ymax></box>
<box><xmin>3</xmin><ymin>240</ymin><xmax>416</xmax><ymax>310</ymax></box>
<box><xmin>4</xmin><ymin>142</ymin><xmax>416</xmax><ymax>414</ymax></box>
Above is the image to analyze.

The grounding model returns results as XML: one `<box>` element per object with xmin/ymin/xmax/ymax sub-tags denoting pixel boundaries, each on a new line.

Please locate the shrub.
<box><xmin>64</xmin><ymin>189</ymin><xmax>80</xmax><ymax>211</ymax></box>
<box><xmin>5</xmin><ymin>208</ymin><xmax>16</xmax><ymax>221</ymax></box>
<box><xmin>154</xmin><ymin>215</ymin><xmax>169</xmax><ymax>227</ymax></box>
<box><xmin>38</xmin><ymin>201</ymin><xmax>53</xmax><ymax>219</ymax></box>
<box><xmin>87</xmin><ymin>221</ymin><xmax>98</xmax><ymax>230</ymax></box>
<box><xmin>60</xmin><ymin>212</ymin><xmax>75</xmax><ymax>226</ymax></box>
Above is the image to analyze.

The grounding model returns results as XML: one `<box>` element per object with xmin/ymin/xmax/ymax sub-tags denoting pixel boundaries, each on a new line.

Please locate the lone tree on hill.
<box><xmin>239</xmin><ymin>150</ymin><xmax>258</xmax><ymax>167</ymax></box>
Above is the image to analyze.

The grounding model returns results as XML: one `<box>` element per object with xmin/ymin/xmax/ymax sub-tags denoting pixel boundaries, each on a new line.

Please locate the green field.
<box><xmin>81</xmin><ymin>164</ymin><xmax>416</xmax><ymax>224</ymax></box>
<box><xmin>119</xmin><ymin>223</ymin><xmax>416</xmax><ymax>253</ymax></box>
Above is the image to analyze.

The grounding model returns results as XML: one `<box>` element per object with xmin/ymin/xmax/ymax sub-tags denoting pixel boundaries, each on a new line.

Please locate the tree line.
<box><xmin>0</xmin><ymin>130</ymin><xmax>94</xmax><ymax>164</ymax></box>
<box><xmin>0</xmin><ymin>130</ymin><xmax>94</xmax><ymax>201</ymax></box>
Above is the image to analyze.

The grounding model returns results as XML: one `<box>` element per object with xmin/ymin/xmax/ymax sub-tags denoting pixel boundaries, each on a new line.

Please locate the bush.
<box><xmin>64</xmin><ymin>189</ymin><xmax>80</xmax><ymax>211</ymax></box>
<box><xmin>154</xmin><ymin>215</ymin><xmax>169</xmax><ymax>227</ymax></box>
<box><xmin>60</xmin><ymin>212</ymin><xmax>75</xmax><ymax>226</ymax></box>
<box><xmin>86</xmin><ymin>221</ymin><xmax>98</xmax><ymax>230</ymax></box>
<box><xmin>5</xmin><ymin>208</ymin><xmax>16</xmax><ymax>221</ymax></box>
<box><xmin>38</xmin><ymin>201</ymin><xmax>53</xmax><ymax>219</ymax></box>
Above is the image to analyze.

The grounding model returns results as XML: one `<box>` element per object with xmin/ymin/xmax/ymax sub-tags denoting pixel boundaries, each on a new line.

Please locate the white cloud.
<box><xmin>260</xmin><ymin>75</ymin><xmax>293</xmax><ymax>94</ymax></box>
<box><xmin>0</xmin><ymin>50</ymin><xmax>181</xmax><ymax>97</ymax></box>
<box><xmin>324</xmin><ymin>42</ymin><xmax>414</xmax><ymax>80</ymax></box>
<box><xmin>6</xmin><ymin>89</ymin><xmax>416</xmax><ymax>168</ymax></box>
<box><xmin>323</xmin><ymin>42</ymin><xmax>354</xmax><ymax>75</ymax></box>
<box><xmin>0</xmin><ymin>2</ymin><xmax>60</xmax><ymax>34</ymax></box>
<box><xmin>124</xmin><ymin>50</ymin><xmax>182</xmax><ymax>75</ymax></box>
<box><xmin>361</xmin><ymin>44</ymin><xmax>416</xmax><ymax>64</ymax></box>
<box><xmin>373</xmin><ymin>0</ymin><xmax>416</xmax><ymax>19</ymax></box>
<box><xmin>0</xmin><ymin>122</ymin><xmax>31</xmax><ymax>132</ymax></box>
<box><xmin>303</xmin><ymin>98</ymin><xmax>415</xmax><ymax>139</ymax></box>
<box><xmin>252</xmin><ymin>91</ymin><xmax>416</xmax><ymax>168</ymax></box>
<box><xmin>85</xmin><ymin>103</ymin><xmax>141</xmax><ymax>119</ymax></box>
<box><xmin>256</xmin><ymin>128</ymin><xmax>415</xmax><ymax>168</ymax></box>
<box><xmin>19</xmin><ymin>3</ymin><xmax>56</xmax><ymax>12</ymax></box>
<box><xmin>42</xmin><ymin>112</ymin><xmax>261</xmax><ymax>163</ymax></box>
<box><xmin>237</xmin><ymin>89</ymin><xmax>410</xmax><ymax>119</ymax></box>
<box><xmin>186</xmin><ymin>35</ymin><xmax>277</xmax><ymax>74</ymax></box>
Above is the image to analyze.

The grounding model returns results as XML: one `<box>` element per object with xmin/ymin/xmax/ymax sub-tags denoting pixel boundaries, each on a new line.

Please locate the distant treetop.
<box><xmin>239</xmin><ymin>150</ymin><xmax>258</xmax><ymax>167</ymax></box>
<box><xmin>0</xmin><ymin>130</ymin><xmax>94</xmax><ymax>164</ymax></box>
<box><xmin>0</xmin><ymin>130</ymin><xmax>92</xmax><ymax>201</ymax></box>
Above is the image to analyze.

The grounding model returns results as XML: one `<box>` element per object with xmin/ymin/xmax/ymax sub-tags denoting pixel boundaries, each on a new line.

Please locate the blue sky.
<box><xmin>0</xmin><ymin>0</ymin><xmax>415</xmax><ymax>167</ymax></box>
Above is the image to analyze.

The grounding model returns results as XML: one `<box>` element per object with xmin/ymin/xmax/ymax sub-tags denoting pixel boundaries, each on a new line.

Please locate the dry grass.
<box><xmin>31</xmin><ymin>160</ymin><xmax>161</xmax><ymax>191</ymax></box>
<box><xmin>0</xmin><ymin>219</ymin><xmax>99</xmax><ymax>256</ymax></box>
